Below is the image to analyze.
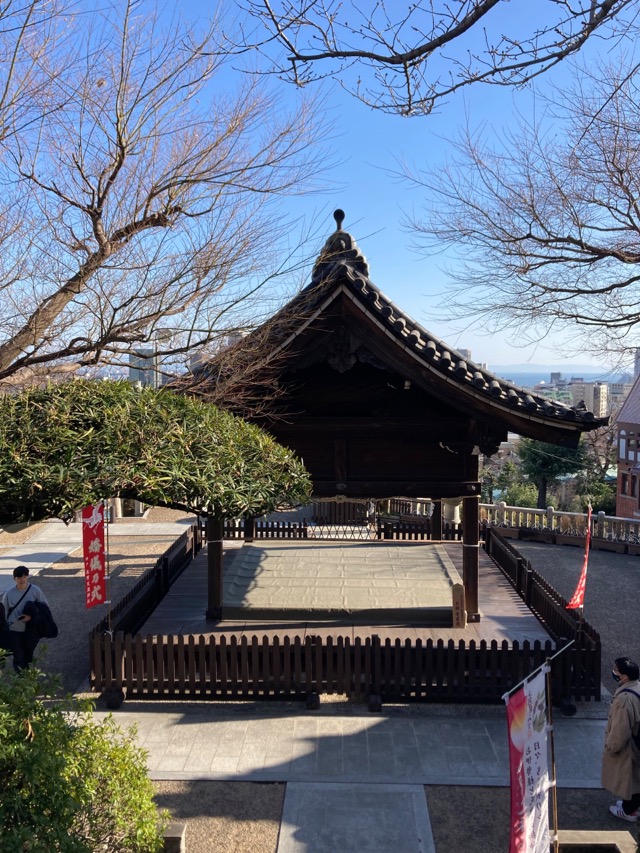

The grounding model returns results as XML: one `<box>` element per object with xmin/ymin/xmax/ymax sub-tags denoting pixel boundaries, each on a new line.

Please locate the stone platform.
<box><xmin>222</xmin><ymin>541</ymin><xmax>462</xmax><ymax>625</ymax></box>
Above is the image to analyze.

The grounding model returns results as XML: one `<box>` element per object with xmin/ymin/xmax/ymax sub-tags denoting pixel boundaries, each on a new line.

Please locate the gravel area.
<box><xmin>153</xmin><ymin>781</ymin><xmax>284</xmax><ymax>853</ymax></box>
<box><xmin>0</xmin><ymin>520</ymin><xmax>46</xmax><ymax>550</ymax></box>
<box><xmin>427</xmin><ymin>786</ymin><xmax>639</xmax><ymax>851</ymax></box>
<box><xmin>514</xmin><ymin>540</ymin><xmax>640</xmax><ymax>695</ymax></box>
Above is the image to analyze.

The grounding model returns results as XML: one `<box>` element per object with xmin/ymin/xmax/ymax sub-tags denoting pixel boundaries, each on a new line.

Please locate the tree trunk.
<box><xmin>537</xmin><ymin>477</ymin><xmax>547</xmax><ymax>509</ymax></box>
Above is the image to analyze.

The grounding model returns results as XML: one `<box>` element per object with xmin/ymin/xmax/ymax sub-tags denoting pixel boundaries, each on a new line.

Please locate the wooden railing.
<box><xmin>91</xmin><ymin>632</ymin><xmax>580</xmax><ymax>704</ymax></box>
<box><xmin>484</xmin><ymin>527</ymin><xmax>600</xmax><ymax>701</ymax></box>
<box><xmin>222</xmin><ymin>517</ymin><xmax>462</xmax><ymax>541</ymax></box>
<box><xmin>90</xmin><ymin>523</ymin><xmax>202</xmax><ymax>638</ymax></box>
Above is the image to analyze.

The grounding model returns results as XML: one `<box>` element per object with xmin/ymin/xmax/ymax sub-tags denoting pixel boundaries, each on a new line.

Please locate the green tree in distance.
<box><xmin>517</xmin><ymin>439</ymin><xmax>586</xmax><ymax>509</ymax></box>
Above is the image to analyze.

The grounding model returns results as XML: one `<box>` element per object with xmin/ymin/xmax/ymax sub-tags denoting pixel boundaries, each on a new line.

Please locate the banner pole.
<box><xmin>546</xmin><ymin>659</ymin><xmax>559</xmax><ymax>853</ymax></box>
<box><xmin>103</xmin><ymin>499</ymin><xmax>112</xmax><ymax>635</ymax></box>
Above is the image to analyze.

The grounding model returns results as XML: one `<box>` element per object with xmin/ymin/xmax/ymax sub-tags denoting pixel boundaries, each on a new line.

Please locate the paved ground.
<box><xmin>223</xmin><ymin>541</ymin><xmax>461</xmax><ymax>623</ymax></box>
<box><xmin>142</xmin><ymin>539</ymin><xmax>550</xmax><ymax>644</ymax></box>
<box><xmin>92</xmin><ymin>696</ymin><xmax>634</xmax><ymax>852</ymax></box>
<box><xmin>3</xmin><ymin>516</ymin><xmax>640</xmax><ymax>851</ymax></box>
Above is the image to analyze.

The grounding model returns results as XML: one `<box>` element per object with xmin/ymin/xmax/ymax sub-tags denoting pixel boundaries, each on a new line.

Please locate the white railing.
<box><xmin>480</xmin><ymin>502</ymin><xmax>640</xmax><ymax>543</ymax></box>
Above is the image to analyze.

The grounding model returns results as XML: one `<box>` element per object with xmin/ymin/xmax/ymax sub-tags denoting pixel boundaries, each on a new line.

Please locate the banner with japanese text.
<box><xmin>506</xmin><ymin>668</ymin><xmax>550</xmax><ymax>853</ymax></box>
<box><xmin>566</xmin><ymin>503</ymin><xmax>592</xmax><ymax>610</ymax></box>
<box><xmin>82</xmin><ymin>504</ymin><xmax>106</xmax><ymax>609</ymax></box>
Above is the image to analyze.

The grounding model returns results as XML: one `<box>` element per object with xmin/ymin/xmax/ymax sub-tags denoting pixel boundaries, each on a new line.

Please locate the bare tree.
<box><xmin>235</xmin><ymin>0</ymin><xmax>632</xmax><ymax>115</ymax></box>
<box><xmin>0</xmin><ymin>1</ymin><xmax>330</xmax><ymax>387</ymax></box>
<box><xmin>402</xmin><ymin>56</ymin><xmax>640</xmax><ymax>359</ymax></box>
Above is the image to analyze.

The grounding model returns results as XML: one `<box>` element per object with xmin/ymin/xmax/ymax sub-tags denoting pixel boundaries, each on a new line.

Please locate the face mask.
<box><xmin>612</xmin><ymin>671</ymin><xmax>621</xmax><ymax>683</ymax></box>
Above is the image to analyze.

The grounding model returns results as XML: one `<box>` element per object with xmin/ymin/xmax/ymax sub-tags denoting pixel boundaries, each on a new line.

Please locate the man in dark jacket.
<box><xmin>0</xmin><ymin>566</ymin><xmax>49</xmax><ymax>672</ymax></box>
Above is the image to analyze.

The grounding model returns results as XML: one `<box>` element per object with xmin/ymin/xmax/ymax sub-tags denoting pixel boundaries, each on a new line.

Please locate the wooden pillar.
<box><xmin>206</xmin><ymin>516</ymin><xmax>224</xmax><ymax>621</ymax></box>
<box><xmin>431</xmin><ymin>500</ymin><xmax>442</xmax><ymax>540</ymax></box>
<box><xmin>463</xmin><ymin>494</ymin><xmax>480</xmax><ymax>622</ymax></box>
<box><xmin>244</xmin><ymin>515</ymin><xmax>255</xmax><ymax>542</ymax></box>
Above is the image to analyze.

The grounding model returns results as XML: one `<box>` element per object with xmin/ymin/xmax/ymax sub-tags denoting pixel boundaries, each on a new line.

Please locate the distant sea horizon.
<box><xmin>491</xmin><ymin>369</ymin><xmax>629</xmax><ymax>390</ymax></box>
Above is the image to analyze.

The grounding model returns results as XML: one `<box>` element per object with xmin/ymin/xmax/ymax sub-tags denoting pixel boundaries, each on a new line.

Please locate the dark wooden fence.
<box><xmin>223</xmin><ymin>519</ymin><xmax>308</xmax><ymax>539</ymax></box>
<box><xmin>484</xmin><ymin>526</ymin><xmax>601</xmax><ymax>701</ymax></box>
<box><xmin>91</xmin><ymin>633</ymin><xmax>576</xmax><ymax>703</ymax></box>
<box><xmin>222</xmin><ymin>517</ymin><xmax>462</xmax><ymax>541</ymax></box>
<box><xmin>90</xmin><ymin>523</ymin><xmax>203</xmax><ymax>638</ymax></box>
<box><xmin>89</xmin><ymin>523</ymin><xmax>599</xmax><ymax>703</ymax></box>
<box><xmin>311</xmin><ymin>501</ymin><xmax>368</xmax><ymax>525</ymax></box>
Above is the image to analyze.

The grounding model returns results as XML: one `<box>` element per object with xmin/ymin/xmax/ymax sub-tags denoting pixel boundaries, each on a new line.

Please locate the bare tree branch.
<box><xmin>233</xmin><ymin>0</ymin><xmax>633</xmax><ymax>115</ymax></box>
<box><xmin>401</xmin><ymin>55</ymin><xmax>640</xmax><ymax>359</ymax></box>
<box><xmin>0</xmin><ymin>2</ymin><xmax>332</xmax><ymax>386</ymax></box>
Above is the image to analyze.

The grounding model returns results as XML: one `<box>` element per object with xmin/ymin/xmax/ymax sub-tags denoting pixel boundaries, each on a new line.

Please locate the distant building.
<box><xmin>615</xmin><ymin>376</ymin><xmax>640</xmax><ymax>517</ymax></box>
<box><xmin>568</xmin><ymin>380</ymin><xmax>609</xmax><ymax>418</ymax></box>
<box><xmin>610</xmin><ymin>382</ymin><xmax>634</xmax><ymax>409</ymax></box>
<box><xmin>129</xmin><ymin>348</ymin><xmax>158</xmax><ymax>388</ymax></box>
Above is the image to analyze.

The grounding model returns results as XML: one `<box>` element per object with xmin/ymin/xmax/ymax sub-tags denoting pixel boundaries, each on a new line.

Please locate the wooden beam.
<box><xmin>206</xmin><ymin>516</ymin><xmax>224</xmax><ymax>621</ymax></box>
<box><xmin>431</xmin><ymin>501</ymin><xmax>442</xmax><ymax>539</ymax></box>
<box><xmin>312</xmin><ymin>481</ymin><xmax>481</xmax><ymax>498</ymax></box>
<box><xmin>462</xmin><ymin>495</ymin><xmax>480</xmax><ymax>622</ymax></box>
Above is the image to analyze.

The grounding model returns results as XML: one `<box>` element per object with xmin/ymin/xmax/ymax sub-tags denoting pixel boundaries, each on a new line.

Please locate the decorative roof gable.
<box><xmin>193</xmin><ymin>211</ymin><xmax>608</xmax><ymax>446</ymax></box>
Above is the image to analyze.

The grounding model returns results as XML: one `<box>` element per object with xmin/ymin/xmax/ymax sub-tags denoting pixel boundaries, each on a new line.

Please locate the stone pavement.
<box><xmin>1</xmin><ymin>517</ymin><xmax>621</xmax><ymax>850</ymax></box>
<box><xmin>0</xmin><ymin>517</ymin><xmax>194</xmax><ymax>593</ymax></box>
<box><xmin>223</xmin><ymin>541</ymin><xmax>462</xmax><ymax>624</ymax></box>
<box><xmin>97</xmin><ymin>698</ymin><xmax>610</xmax><ymax>852</ymax></box>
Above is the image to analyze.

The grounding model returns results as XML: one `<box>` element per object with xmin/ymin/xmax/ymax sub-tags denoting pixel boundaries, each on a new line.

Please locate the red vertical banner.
<box><xmin>82</xmin><ymin>504</ymin><xmax>106</xmax><ymax>609</ymax></box>
<box><xmin>566</xmin><ymin>503</ymin><xmax>592</xmax><ymax>610</ymax></box>
<box><xmin>506</xmin><ymin>668</ymin><xmax>551</xmax><ymax>853</ymax></box>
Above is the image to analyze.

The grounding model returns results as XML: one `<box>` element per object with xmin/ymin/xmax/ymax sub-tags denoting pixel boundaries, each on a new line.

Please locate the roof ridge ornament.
<box><xmin>311</xmin><ymin>209</ymin><xmax>370</xmax><ymax>284</ymax></box>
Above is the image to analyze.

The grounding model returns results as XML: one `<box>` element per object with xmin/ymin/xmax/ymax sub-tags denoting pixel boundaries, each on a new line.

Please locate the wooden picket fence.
<box><xmin>222</xmin><ymin>518</ymin><xmax>462</xmax><ymax>541</ymax></box>
<box><xmin>90</xmin><ymin>633</ymin><xmax>596</xmax><ymax>704</ymax></box>
<box><xmin>484</xmin><ymin>527</ymin><xmax>601</xmax><ymax>650</ymax></box>
<box><xmin>88</xmin><ymin>522</ymin><xmax>600</xmax><ymax>704</ymax></box>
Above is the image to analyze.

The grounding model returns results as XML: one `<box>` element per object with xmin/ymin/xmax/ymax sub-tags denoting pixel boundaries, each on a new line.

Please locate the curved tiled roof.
<box><xmin>302</xmin><ymin>213</ymin><xmax>607</xmax><ymax>432</ymax></box>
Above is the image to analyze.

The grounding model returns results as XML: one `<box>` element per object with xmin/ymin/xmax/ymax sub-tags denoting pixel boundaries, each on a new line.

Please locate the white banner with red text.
<box><xmin>506</xmin><ymin>667</ymin><xmax>551</xmax><ymax>853</ymax></box>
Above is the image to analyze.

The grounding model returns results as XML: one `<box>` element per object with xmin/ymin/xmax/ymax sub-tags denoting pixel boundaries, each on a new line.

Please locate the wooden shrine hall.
<box><xmin>197</xmin><ymin>210</ymin><xmax>607</xmax><ymax>625</ymax></box>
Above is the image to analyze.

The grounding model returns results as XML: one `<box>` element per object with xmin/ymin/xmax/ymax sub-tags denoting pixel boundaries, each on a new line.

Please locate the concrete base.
<box><xmin>163</xmin><ymin>821</ymin><xmax>186</xmax><ymax>853</ymax></box>
<box><xmin>557</xmin><ymin>828</ymin><xmax>637</xmax><ymax>851</ymax></box>
<box><xmin>277</xmin><ymin>782</ymin><xmax>435</xmax><ymax>853</ymax></box>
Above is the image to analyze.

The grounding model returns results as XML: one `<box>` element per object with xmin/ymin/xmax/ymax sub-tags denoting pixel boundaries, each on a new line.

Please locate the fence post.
<box><xmin>206</xmin><ymin>516</ymin><xmax>224</xmax><ymax>621</ymax></box>
<box><xmin>546</xmin><ymin>506</ymin><xmax>554</xmax><ymax>531</ymax></box>
<box><xmin>515</xmin><ymin>556</ymin><xmax>524</xmax><ymax>595</ymax></box>
<box><xmin>597</xmin><ymin>511</ymin><xmax>605</xmax><ymax>540</ymax></box>
<box><xmin>524</xmin><ymin>567</ymin><xmax>533</xmax><ymax>606</ymax></box>
<box><xmin>497</xmin><ymin>501</ymin><xmax>506</xmax><ymax>525</ymax></box>
<box><xmin>244</xmin><ymin>516</ymin><xmax>255</xmax><ymax>542</ymax></box>
<box><xmin>161</xmin><ymin>556</ymin><xmax>170</xmax><ymax>594</ymax></box>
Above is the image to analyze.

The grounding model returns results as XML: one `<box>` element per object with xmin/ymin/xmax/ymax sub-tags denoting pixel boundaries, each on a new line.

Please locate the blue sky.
<box><xmin>187</xmin><ymin>2</ymin><xmax>635</xmax><ymax>370</ymax></box>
